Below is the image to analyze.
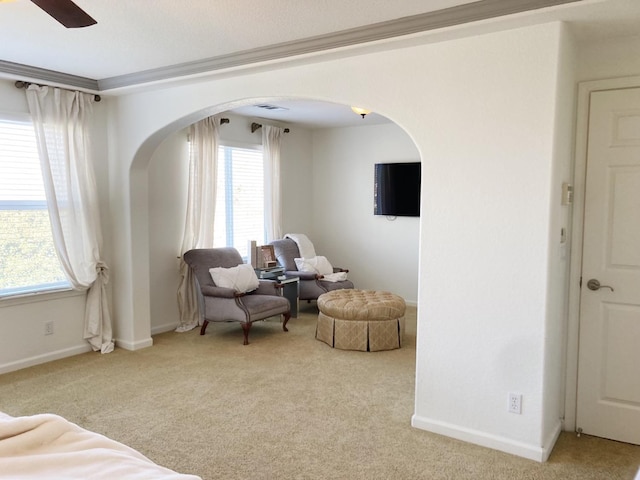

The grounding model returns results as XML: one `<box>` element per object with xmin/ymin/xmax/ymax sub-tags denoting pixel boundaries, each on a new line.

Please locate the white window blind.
<box><xmin>0</xmin><ymin>117</ymin><xmax>69</xmax><ymax>297</ymax></box>
<box><xmin>214</xmin><ymin>145</ymin><xmax>264</xmax><ymax>259</ymax></box>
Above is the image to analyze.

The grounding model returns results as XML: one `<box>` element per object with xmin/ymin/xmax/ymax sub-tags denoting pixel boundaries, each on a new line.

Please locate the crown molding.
<box><xmin>2</xmin><ymin>0</ymin><xmax>580</xmax><ymax>92</ymax></box>
<box><xmin>0</xmin><ymin>59</ymin><xmax>98</xmax><ymax>91</ymax></box>
<box><xmin>99</xmin><ymin>0</ymin><xmax>580</xmax><ymax>90</ymax></box>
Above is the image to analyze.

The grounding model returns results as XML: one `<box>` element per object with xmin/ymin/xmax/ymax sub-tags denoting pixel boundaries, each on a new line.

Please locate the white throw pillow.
<box><xmin>294</xmin><ymin>256</ymin><xmax>333</xmax><ymax>275</ymax></box>
<box><xmin>209</xmin><ymin>264</ymin><xmax>259</xmax><ymax>293</ymax></box>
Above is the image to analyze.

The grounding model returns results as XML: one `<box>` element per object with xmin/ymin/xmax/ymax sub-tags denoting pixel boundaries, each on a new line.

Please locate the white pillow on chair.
<box><xmin>209</xmin><ymin>264</ymin><xmax>259</xmax><ymax>293</ymax></box>
<box><xmin>294</xmin><ymin>256</ymin><xmax>333</xmax><ymax>275</ymax></box>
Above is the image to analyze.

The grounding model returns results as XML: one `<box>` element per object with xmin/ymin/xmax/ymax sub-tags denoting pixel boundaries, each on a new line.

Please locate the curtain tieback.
<box><xmin>96</xmin><ymin>261</ymin><xmax>110</xmax><ymax>283</ymax></box>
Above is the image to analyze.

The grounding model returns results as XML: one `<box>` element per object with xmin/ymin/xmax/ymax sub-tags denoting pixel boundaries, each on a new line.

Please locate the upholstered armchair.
<box><xmin>269</xmin><ymin>238</ymin><xmax>354</xmax><ymax>302</ymax></box>
<box><xmin>183</xmin><ymin>248</ymin><xmax>291</xmax><ymax>345</ymax></box>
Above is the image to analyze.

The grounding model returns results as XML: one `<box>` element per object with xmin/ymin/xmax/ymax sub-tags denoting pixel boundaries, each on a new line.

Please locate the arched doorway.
<box><xmin>139</xmin><ymin>97</ymin><xmax>422</xmax><ymax>335</ymax></box>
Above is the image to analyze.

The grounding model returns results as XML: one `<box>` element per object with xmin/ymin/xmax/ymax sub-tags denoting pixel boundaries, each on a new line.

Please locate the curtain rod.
<box><xmin>251</xmin><ymin>122</ymin><xmax>290</xmax><ymax>134</ymax></box>
<box><xmin>185</xmin><ymin>117</ymin><xmax>230</xmax><ymax>143</ymax></box>
<box><xmin>14</xmin><ymin>80</ymin><xmax>101</xmax><ymax>102</ymax></box>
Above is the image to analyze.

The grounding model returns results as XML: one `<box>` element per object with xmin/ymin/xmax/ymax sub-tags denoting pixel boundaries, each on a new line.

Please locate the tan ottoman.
<box><xmin>316</xmin><ymin>289</ymin><xmax>406</xmax><ymax>351</ymax></box>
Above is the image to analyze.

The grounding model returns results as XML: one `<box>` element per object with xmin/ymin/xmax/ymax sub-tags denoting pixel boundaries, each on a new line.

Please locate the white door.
<box><xmin>576</xmin><ymin>87</ymin><xmax>640</xmax><ymax>445</ymax></box>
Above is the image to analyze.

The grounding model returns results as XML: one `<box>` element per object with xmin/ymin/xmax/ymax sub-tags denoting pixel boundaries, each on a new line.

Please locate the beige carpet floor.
<box><xmin>1</xmin><ymin>304</ymin><xmax>639</xmax><ymax>479</ymax></box>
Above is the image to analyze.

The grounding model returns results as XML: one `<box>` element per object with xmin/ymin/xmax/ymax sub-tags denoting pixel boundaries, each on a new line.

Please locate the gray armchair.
<box><xmin>269</xmin><ymin>238</ymin><xmax>354</xmax><ymax>302</ymax></box>
<box><xmin>183</xmin><ymin>248</ymin><xmax>291</xmax><ymax>345</ymax></box>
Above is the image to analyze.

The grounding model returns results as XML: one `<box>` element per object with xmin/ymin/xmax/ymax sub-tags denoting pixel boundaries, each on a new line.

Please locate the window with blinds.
<box><xmin>0</xmin><ymin>116</ymin><xmax>69</xmax><ymax>297</ymax></box>
<box><xmin>214</xmin><ymin>145</ymin><xmax>264</xmax><ymax>259</ymax></box>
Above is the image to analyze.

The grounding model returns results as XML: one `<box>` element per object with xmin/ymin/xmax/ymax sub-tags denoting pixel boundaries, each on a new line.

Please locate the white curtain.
<box><xmin>176</xmin><ymin>116</ymin><xmax>219</xmax><ymax>332</ymax></box>
<box><xmin>263</xmin><ymin>125</ymin><xmax>284</xmax><ymax>242</ymax></box>
<box><xmin>25</xmin><ymin>85</ymin><xmax>113</xmax><ymax>354</ymax></box>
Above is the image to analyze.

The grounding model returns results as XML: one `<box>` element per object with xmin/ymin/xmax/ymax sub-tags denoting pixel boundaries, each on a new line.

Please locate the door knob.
<box><xmin>586</xmin><ymin>279</ymin><xmax>614</xmax><ymax>292</ymax></box>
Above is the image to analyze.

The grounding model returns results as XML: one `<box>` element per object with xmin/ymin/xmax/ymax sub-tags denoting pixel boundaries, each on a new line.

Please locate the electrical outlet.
<box><xmin>44</xmin><ymin>321</ymin><xmax>54</xmax><ymax>336</ymax></box>
<box><xmin>508</xmin><ymin>393</ymin><xmax>522</xmax><ymax>414</ymax></box>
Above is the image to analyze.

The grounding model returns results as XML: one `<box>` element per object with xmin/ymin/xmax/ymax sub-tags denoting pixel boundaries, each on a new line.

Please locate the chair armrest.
<box><xmin>285</xmin><ymin>270</ymin><xmax>320</xmax><ymax>281</ymax></box>
<box><xmin>200</xmin><ymin>285</ymin><xmax>238</xmax><ymax>298</ymax></box>
<box><xmin>253</xmin><ymin>280</ymin><xmax>280</xmax><ymax>295</ymax></box>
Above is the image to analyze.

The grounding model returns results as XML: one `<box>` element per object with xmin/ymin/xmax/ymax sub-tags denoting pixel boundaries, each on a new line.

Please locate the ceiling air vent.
<box><xmin>255</xmin><ymin>104</ymin><xmax>288</xmax><ymax>111</ymax></box>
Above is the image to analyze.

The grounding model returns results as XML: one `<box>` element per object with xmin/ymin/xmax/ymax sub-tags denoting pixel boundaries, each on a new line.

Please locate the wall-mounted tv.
<box><xmin>374</xmin><ymin>162</ymin><xmax>421</xmax><ymax>217</ymax></box>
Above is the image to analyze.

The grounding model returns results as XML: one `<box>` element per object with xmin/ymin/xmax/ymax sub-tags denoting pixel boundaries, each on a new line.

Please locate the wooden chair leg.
<box><xmin>241</xmin><ymin>322</ymin><xmax>251</xmax><ymax>345</ymax></box>
<box><xmin>282</xmin><ymin>312</ymin><xmax>291</xmax><ymax>332</ymax></box>
<box><xmin>200</xmin><ymin>320</ymin><xmax>209</xmax><ymax>335</ymax></box>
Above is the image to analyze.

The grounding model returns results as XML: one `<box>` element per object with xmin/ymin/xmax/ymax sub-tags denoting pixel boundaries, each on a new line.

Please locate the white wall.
<box><xmin>541</xmin><ymin>25</ymin><xmax>576</xmax><ymax>451</ymax></box>
<box><xmin>0</xmin><ymin>291</ymin><xmax>89</xmax><ymax>374</ymax></box>
<box><xmin>0</xmin><ymin>79</ymin><xmax>110</xmax><ymax>373</ymax></box>
<box><xmin>410</xmin><ymin>24</ymin><xmax>568</xmax><ymax>461</ymax></box>
<box><xmin>279</xmin><ymin>125</ymin><xmax>315</xmax><ymax>237</ymax></box>
<box><xmin>576</xmin><ymin>34</ymin><xmax>640</xmax><ymax>82</ymax></box>
<box><xmin>311</xmin><ymin>124</ymin><xmax>420</xmax><ymax>303</ymax></box>
<box><xmin>147</xmin><ymin>129</ymin><xmax>189</xmax><ymax>334</ymax></box>
<box><xmin>0</xmin><ymin>79</ymin><xmax>30</xmax><ymax>113</ymax></box>
<box><xmin>105</xmin><ymin>22</ymin><xmax>569</xmax><ymax>461</ymax></box>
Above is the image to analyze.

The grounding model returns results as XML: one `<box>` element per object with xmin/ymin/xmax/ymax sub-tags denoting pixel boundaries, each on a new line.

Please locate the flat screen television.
<box><xmin>374</xmin><ymin>162</ymin><xmax>421</xmax><ymax>217</ymax></box>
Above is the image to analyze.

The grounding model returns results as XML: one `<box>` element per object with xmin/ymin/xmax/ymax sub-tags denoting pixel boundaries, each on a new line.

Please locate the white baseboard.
<box><xmin>411</xmin><ymin>414</ymin><xmax>561</xmax><ymax>462</ymax></box>
<box><xmin>150</xmin><ymin>322</ymin><xmax>179</xmax><ymax>336</ymax></box>
<box><xmin>114</xmin><ymin>337</ymin><xmax>154</xmax><ymax>351</ymax></box>
<box><xmin>0</xmin><ymin>343</ymin><xmax>92</xmax><ymax>375</ymax></box>
<box><xmin>541</xmin><ymin>421</ymin><xmax>562</xmax><ymax>462</ymax></box>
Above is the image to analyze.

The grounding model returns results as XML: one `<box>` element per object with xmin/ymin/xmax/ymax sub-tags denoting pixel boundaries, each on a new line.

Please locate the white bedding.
<box><xmin>0</xmin><ymin>411</ymin><xmax>201</xmax><ymax>479</ymax></box>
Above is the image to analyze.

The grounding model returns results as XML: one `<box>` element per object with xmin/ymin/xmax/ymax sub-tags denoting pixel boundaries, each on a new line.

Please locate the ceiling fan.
<box><xmin>30</xmin><ymin>0</ymin><xmax>96</xmax><ymax>28</ymax></box>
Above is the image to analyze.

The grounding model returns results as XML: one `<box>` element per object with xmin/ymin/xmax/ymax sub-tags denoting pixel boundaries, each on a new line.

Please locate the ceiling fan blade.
<box><xmin>30</xmin><ymin>0</ymin><xmax>97</xmax><ymax>28</ymax></box>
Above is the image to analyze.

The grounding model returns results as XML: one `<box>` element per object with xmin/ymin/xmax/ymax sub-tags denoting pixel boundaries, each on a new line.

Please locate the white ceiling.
<box><xmin>1</xmin><ymin>0</ymin><xmax>640</xmax><ymax>128</ymax></box>
<box><xmin>0</xmin><ymin>0</ymin><xmax>473</xmax><ymax>79</ymax></box>
<box><xmin>230</xmin><ymin>100</ymin><xmax>392</xmax><ymax>129</ymax></box>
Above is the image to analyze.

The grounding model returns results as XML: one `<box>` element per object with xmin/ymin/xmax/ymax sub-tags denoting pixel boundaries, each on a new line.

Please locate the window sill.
<box><xmin>0</xmin><ymin>288</ymin><xmax>84</xmax><ymax>308</ymax></box>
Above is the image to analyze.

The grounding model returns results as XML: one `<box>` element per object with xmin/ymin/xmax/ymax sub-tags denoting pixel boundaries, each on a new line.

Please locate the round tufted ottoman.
<box><xmin>316</xmin><ymin>289</ymin><xmax>406</xmax><ymax>351</ymax></box>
